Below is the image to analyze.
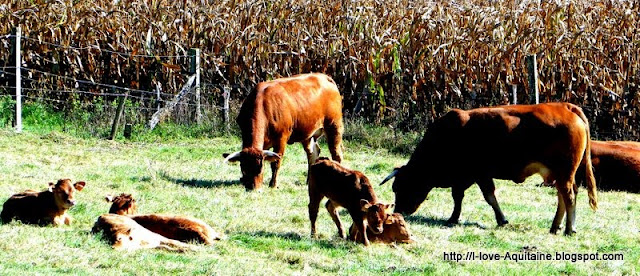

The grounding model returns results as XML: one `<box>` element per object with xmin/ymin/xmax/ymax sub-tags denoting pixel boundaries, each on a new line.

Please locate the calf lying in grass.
<box><xmin>1</xmin><ymin>179</ymin><xmax>85</xmax><ymax>226</ymax></box>
<box><xmin>92</xmin><ymin>214</ymin><xmax>196</xmax><ymax>252</ymax></box>
<box><xmin>348</xmin><ymin>213</ymin><xmax>414</xmax><ymax>244</ymax></box>
<box><xmin>106</xmin><ymin>193</ymin><xmax>224</xmax><ymax>244</ymax></box>
<box><xmin>105</xmin><ymin>193</ymin><xmax>137</xmax><ymax>215</ymax></box>
<box><xmin>308</xmin><ymin>158</ymin><xmax>393</xmax><ymax>246</ymax></box>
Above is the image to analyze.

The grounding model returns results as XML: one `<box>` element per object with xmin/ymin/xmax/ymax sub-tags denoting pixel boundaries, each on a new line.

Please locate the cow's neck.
<box><xmin>242</xmin><ymin>115</ymin><xmax>267</xmax><ymax>149</ymax></box>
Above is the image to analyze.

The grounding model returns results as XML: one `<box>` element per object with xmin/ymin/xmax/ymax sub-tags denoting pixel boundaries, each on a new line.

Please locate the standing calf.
<box><xmin>1</xmin><ymin>179</ymin><xmax>86</xmax><ymax>226</ymax></box>
<box><xmin>308</xmin><ymin>158</ymin><xmax>392</xmax><ymax>246</ymax></box>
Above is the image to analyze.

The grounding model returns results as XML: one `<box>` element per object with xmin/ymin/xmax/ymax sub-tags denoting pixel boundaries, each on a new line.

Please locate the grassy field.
<box><xmin>0</xmin><ymin>128</ymin><xmax>638</xmax><ymax>275</ymax></box>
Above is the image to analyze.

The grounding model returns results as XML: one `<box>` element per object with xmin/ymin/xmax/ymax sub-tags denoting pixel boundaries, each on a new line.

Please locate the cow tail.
<box><xmin>573</xmin><ymin>105</ymin><xmax>597</xmax><ymax>211</ymax></box>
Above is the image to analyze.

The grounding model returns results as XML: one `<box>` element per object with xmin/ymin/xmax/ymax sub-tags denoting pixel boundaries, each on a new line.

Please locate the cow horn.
<box><xmin>262</xmin><ymin>150</ymin><xmax>280</xmax><ymax>158</ymax></box>
<box><xmin>380</xmin><ymin>168</ymin><xmax>401</xmax><ymax>185</ymax></box>
<box><xmin>223</xmin><ymin>151</ymin><xmax>242</xmax><ymax>163</ymax></box>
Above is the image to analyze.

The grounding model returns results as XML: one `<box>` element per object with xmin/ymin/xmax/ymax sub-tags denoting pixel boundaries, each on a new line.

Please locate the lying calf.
<box><xmin>106</xmin><ymin>194</ymin><xmax>224</xmax><ymax>244</ymax></box>
<box><xmin>308</xmin><ymin>158</ymin><xmax>393</xmax><ymax>246</ymax></box>
<box><xmin>1</xmin><ymin>179</ymin><xmax>86</xmax><ymax>226</ymax></box>
<box><xmin>348</xmin><ymin>213</ymin><xmax>414</xmax><ymax>244</ymax></box>
<box><xmin>92</xmin><ymin>214</ymin><xmax>195</xmax><ymax>252</ymax></box>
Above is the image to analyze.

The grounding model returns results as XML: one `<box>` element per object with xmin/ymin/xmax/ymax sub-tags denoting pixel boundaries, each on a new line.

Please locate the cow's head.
<box><xmin>380</xmin><ymin>165</ymin><xmax>431</xmax><ymax>215</ymax></box>
<box><xmin>106</xmin><ymin>193</ymin><xmax>137</xmax><ymax>215</ymax></box>
<box><xmin>361</xmin><ymin>199</ymin><xmax>393</xmax><ymax>234</ymax></box>
<box><xmin>223</xmin><ymin>147</ymin><xmax>281</xmax><ymax>190</ymax></box>
<box><xmin>49</xmin><ymin>179</ymin><xmax>85</xmax><ymax>210</ymax></box>
<box><xmin>384</xmin><ymin>213</ymin><xmax>414</xmax><ymax>243</ymax></box>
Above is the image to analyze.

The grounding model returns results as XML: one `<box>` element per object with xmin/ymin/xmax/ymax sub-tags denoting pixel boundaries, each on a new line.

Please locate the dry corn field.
<box><xmin>0</xmin><ymin>0</ymin><xmax>638</xmax><ymax>138</ymax></box>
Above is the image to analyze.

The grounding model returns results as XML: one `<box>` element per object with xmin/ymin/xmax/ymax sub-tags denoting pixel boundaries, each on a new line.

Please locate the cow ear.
<box><xmin>74</xmin><ymin>181</ymin><xmax>86</xmax><ymax>191</ymax></box>
<box><xmin>384</xmin><ymin>215</ymin><xmax>395</xmax><ymax>225</ymax></box>
<box><xmin>360</xmin><ymin>199</ymin><xmax>372</xmax><ymax>211</ymax></box>
<box><xmin>48</xmin><ymin>182</ymin><xmax>55</xmax><ymax>192</ymax></box>
<box><xmin>105</xmin><ymin>195</ymin><xmax>114</xmax><ymax>202</ymax></box>
<box><xmin>385</xmin><ymin>203</ymin><xmax>395</xmax><ymax>211</ymax></box>
<box><xmin>223</xmin><ymin>152</ymin><xmax>242</xmax><ymax>163</ymax></box>
<box><xmin>263</xmin><ymin>150</ymin><xmax>281</xmax><ymax>162</ymax></box>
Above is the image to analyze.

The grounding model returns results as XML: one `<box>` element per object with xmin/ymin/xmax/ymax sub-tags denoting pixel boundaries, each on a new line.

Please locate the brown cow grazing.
<box><xmin>92</xmin><ymin>214</ymin><xmax>196</xmax><ymax>252</ymax></box>
<box><xmin>223</xmin><ymin>73</ymin><xmax>344</xmax><ymax>190</ymax></box>
<box><xmin>105</xmin><ymin>193</ymin><xmax>137</xmax><ymax>215</ymax></box>
<box><xmin>348</xmin><ymin>213</ymin><xmax>414</xmax><ymax>244</ymax></box>
<box><xmin>381</xmin><ymin>103</ymin><xmax>597</xmax><ymax>235</ymax></box>
<box><xmin>308</xmin><ymin>158</ymin><xmax>393</xmax><ymax>246</ymax></box>
<box><xmin>575</xmin><ymin>140</ymin><xmax>640</xmax><ymax>193</ymax></box>
<box><xmin>105</xmin><ymin>194</ymin><xmax>224</xmax><ymax>244</ymax></box>
<box><xmin>1</xmin><ymin>179</ymin><xmax>86</xmax><ymax>226</ymax></box>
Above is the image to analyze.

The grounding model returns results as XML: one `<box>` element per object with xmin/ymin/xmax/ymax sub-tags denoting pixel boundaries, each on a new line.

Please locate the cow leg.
<box><xmin>308</xmin><ymin>194</ymin><xmax>322</xmax><ymax>238</ymax></box>
<box><xmin>326</xmin><ymin>200</ymin><xmax>346</xmax><ymax>239</ymax></box>
<box><xmin>301</xmin><ymin>137</ymin><xmax>320</xmax><ymax>166</ymax></box>
<box><xmin>447</xmin><ymin>186</ymin><xmax>467</xmax><ymax>225</ymax></box>
<box><xmin>477</xmin><ymin>178</ymin><xmax>508</xmax><ymax>226</ymax></box>
<box><xmin>351</xmin><ymin>215</ymin><xmax>370</xmax><ymax>246</ymax></box>
<box><xmin>269</xmin><ymin>138</ymin><xmax>287</xmax><ymax>188</ymax></box>
<box><xmin>550</xmin><ymin>191</ymin><xmax>566</xmax><ymax>234</ymax></box>
<box><xmin>560</xmin><ymin>182</ymin><xmax>578</xmax><ymax>235</ymax></box>
<box><xmin>324</xmin><ymin>119</ymin><xmax>343</xmax><ymax>163</ymax></box>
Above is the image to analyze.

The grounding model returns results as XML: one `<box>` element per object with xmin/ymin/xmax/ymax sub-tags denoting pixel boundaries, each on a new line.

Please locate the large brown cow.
<box><xmin>1</xmin><ymin>179</ymin><xmax>86</xmax><ymax>226</ymax></box>
<box><xmin>381</xmin><ymin>103</ymin><xmax>597</xmax><ymax>235</ymax></box>
<box><xmin>223</xmin><ymin>73</ymin><xmax>344</xmax><ymax>190</ymax></box>
<box><xmin>575</xmin><ymin>140</ymin><xmax>640</xmax><ymax>193</ymax></box>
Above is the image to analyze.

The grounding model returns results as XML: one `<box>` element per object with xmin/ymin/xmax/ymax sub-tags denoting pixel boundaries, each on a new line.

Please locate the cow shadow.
<box><xmin>161</xmin><ymin>172</ymin><xmax>240</xmax><ymax>188</ymax></box>
<box><xmin>235</xmin><ymin>230</ymin><xmax>358</xmax><ymax>250</ymax></box>
<box><xmin>404</xmin><ymin>215</ymin><xmax>487</xmax><ymax>229</ymax></box>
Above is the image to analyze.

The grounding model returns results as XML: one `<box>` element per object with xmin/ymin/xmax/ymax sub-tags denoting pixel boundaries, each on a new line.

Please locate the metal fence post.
<box><xmin>13</xmin><ymin>26</ymin><xmax>22</xmax><ymax>133</ymax></box>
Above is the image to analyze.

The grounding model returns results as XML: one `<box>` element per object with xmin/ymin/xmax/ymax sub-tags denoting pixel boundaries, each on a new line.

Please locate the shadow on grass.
<box><xmin>405</xmin><ymin>214</ymin><xmax>487</xmax><ymax>229</ymax></box>
<box><xmin>234</xmin><ymin>230</ymin><xmax>358</xmax><ymax>250</ymax></box>
<box><xmin>161</xmin><ymin>172</ymin><xmax>240</xmax><ymax>188</ymax></box>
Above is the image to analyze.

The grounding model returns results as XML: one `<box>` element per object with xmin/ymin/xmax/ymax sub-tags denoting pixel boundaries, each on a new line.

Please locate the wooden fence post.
<box><xmin>526</xmin><ymin>54</ymin><xmax>539</xmax><ymax>104</ymax></box>
<box><xmin>223</xmin><ymin>85</ymin><xmax>230</xmax><ymax>131</ymax></box>
<box><xmin>511</xmin><ymin>84</ymin><xmax>517</xmax><ymax>105</ymax></box>
<box><xmin>13</xmin><ymin>26</ymin><xmax>22</xmax><ymax>133</ymax></box>
<box><xmin>190</xmin><ymin>48</ymin><xmax>201</xmax><ymax>124</ymax></box>
<box><xmin>109</xmin><ymin>89</ymin><xmax>128</xmax><ymax>140</ymax></box>
<box><xmin>155</xmin><ymin>82</ymin><xmax>162</xmax><ymax>112</ymax></box>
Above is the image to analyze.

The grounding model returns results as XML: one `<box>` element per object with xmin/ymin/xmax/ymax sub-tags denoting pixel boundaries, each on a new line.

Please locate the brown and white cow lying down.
<box><xmin>381</xmin><ymin>103</ymin><xmax>597</xmax><ymax>235</ymax></box>
<box><xmin>92</xmin><ymin>214</ymin><xmax>196</xmax><ymax>252</ymax></box>
<box><xmin>348</xmin><ymin>213</ymin><xmax>414</xmax><ymax>244</ymax></box>
<box><xmin>575</xmin><ymin>140</ymin><xmax>640</xmax><ymax>193</ymax></box>
<box><xmin>106</xmin><ymin>194</ymin><xmax>224</xmax><ymax>244</ymax></box>
<box><xmin>308</xmin><ymin>158</ymin><xmax>393</xmax><ymax>246</ymax></box>
<box><xmin>223</xmin><ymin>73</ymin><xmax>344</xmax><ymax>190</ymax></box>
<box><xmin>1</xmin><ymin>179</ymin><xmax>86</xmax><ymax>226</ymax></box>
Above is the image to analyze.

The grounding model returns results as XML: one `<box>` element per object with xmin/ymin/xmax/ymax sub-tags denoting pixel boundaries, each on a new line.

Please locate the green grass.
<box><xmin>0</xmin><ymin>128</ymin><xmax>639</xmax><ymax>275</ymax></box>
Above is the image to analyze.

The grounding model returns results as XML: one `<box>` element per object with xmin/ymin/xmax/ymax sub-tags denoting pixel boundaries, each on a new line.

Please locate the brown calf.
<box><xmin>92</xmin><ymin>214</ymin><xmax>195</xmax><ymax>251</ymax></box>
<box><xmin>1</xmin><ymin>179</ymin><xmax>86</xmax><ymax>226</ymax></box>
<box><xmin>576</xmin><ymin>140</ymin><xmax>640</xmax><ymax>193</ymax></box>
<box><xmin>308</xmin><ymin>158</ymin><xmax>393</xmax><ymax>246</ymax></box>
<box><xmin>105</xmin><ymin>193</ymin><xmax>137</xmax><ymax>215</ymax></box>
<box><xmin>348</xmin><ymin>213</ymin><xmax>414</xmax><ymax>244</ymax></box>
<box><xmin>105</xmin><ymin>194</ymin><xmax>223</xmax><ymax>244</ymax></box>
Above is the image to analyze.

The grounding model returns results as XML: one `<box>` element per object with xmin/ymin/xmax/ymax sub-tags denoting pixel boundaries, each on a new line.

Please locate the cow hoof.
<box><xmin>549</xmin><ymin>226</ymin><xmax>561</xmax><ymax>234</ymax></box>
<box><xmin>564</xmin><ymin>230</ymin><xmax>576</xmax><ymax>236</ymax></box>
<box><xmin>445</xmin><ymin>219</ymin><xmax>459</xmax><ymax>226</ymax></box>
<box><xmin>497</xmin><ymin>220</ymin><xmax>509</xmax><ymax>226</ymax></box>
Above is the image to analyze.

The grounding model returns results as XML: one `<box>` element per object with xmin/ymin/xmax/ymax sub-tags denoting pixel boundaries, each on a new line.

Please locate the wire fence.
<box><xmin>0</xmin><ymin>31</ymin><xmax>231</xmax><ymax>137</ymax></box>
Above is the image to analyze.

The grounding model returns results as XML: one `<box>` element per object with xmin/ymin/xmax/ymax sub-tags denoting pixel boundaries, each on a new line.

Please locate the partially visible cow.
<box><xmin>308</xmin><ymin>158</ymin><xmax>393</xmax><ymax>246</ymax></box>
<box><xmin>223</xmin><ymin>73</ymin><xmax>344</xmax><ymax>190</ymax></box>
<box><xmin>92</xmin><ymin>214</ymin><xmax>195</xmax><ymax>252</ymax></box>
<box><xmin>381</xmin><ymin>103</ymin><xmax>597</xmax><ymax>235</ymax></box>
<box><xmin>1</xmin><ymin>179</ymin><xmax>86</xmax><ymax>226</ymax></box>
<box><xmin>348</xmin><ymin>213</ymin><xmax>414</xmax><ymax>244</ymax></box>
<box><xmin>105</xmin><ymin>194</ymin><xmax>224</xmax><ymax>244</ymax></box>
<box><xmin>575</xmin><ymin>140</ymin><xmax>640</xmax><ymax>193</ymax></box>
<box><xmin>105</xmin><ymin>193</ymin><xmax>137</xmax><ymax>215</ymax></box>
